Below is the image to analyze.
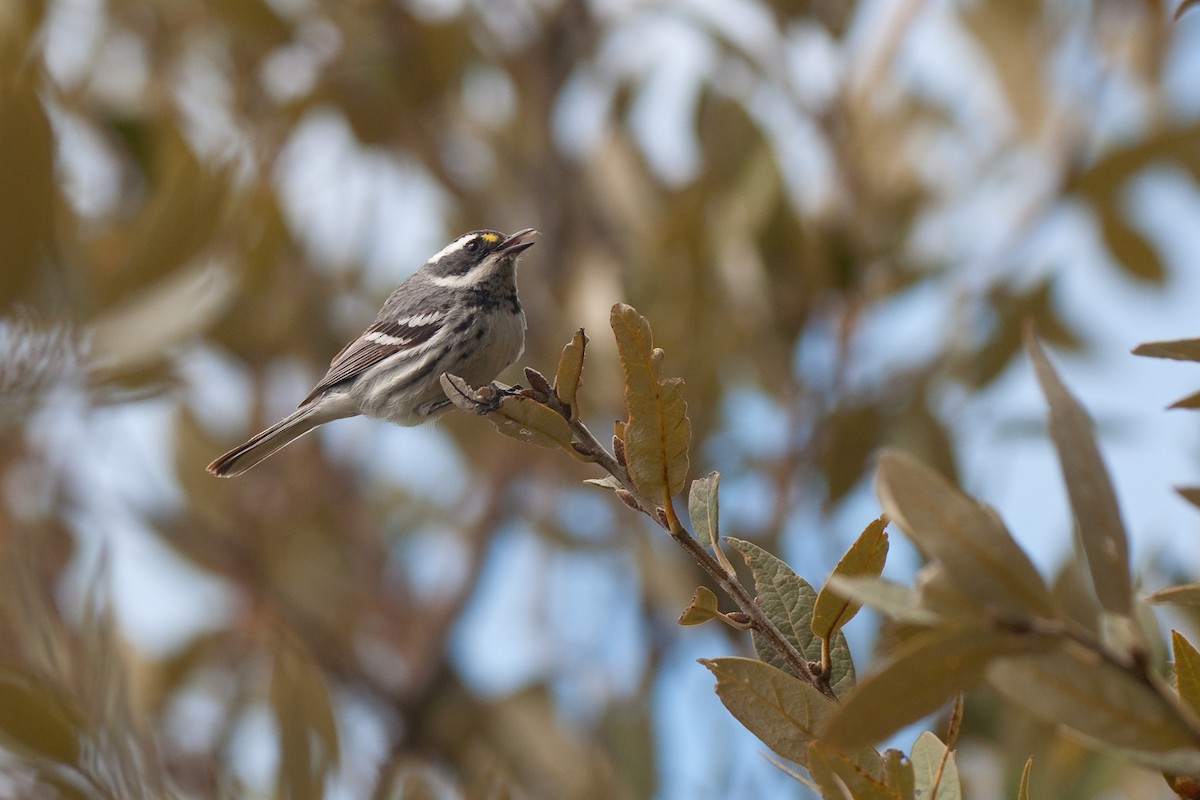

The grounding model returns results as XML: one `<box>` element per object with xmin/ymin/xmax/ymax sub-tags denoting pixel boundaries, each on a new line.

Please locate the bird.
<box><xmin>207</xmin><ymin>228</ymin><xmax>536</xmax><ymax>477</ymax></box>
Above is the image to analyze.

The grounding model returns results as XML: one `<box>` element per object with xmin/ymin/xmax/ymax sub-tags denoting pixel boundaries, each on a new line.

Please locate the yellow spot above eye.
<box><xmin>481</xmin><ymin>233</ymin><xmax>500</xmax><ymax>243</ymax></box>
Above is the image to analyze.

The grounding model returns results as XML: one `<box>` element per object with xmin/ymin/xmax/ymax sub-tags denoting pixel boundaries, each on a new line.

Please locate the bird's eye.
<box><xmin>465</xmin><ymin>238</ymin><xmax>480</xmax><ymax>253</ymax></box>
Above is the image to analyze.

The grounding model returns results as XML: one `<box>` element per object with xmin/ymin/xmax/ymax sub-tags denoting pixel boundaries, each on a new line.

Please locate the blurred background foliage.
<box><xmin>1</xmin><ymin>0</ymin><xmax>1199</xmax><ymax>797</ymax></box>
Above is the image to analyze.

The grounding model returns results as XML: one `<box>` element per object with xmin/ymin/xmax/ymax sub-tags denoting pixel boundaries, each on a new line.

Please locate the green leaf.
<box><xmin>813</xmin><ymin>516</ymin><xmax>889</xmax><ymax>640</ymax></box>
<box><xmin>1026</xmin><ymin>331</ymin><xmax>1133</xmax><ymax>617</ymax></box>
<box><xmin>688</xmin><ymin>472</ymin><xmax>720</xmax><ymax>548</ymax></box>
<box><xmin>610</xmin><ymin>303</ymin><xmax>690</xmax><ymax>501</ymax></box>
<box><xmin>1133</xmin><ymin>338</ymin><xmax>1200</xmax><ymax>362</ymax></box>
<box><xmin>1172</xmin><ymin>631</ymin><xmax>1200</xmax><ymax>720</ymax></box>
<box><xmin>875</xmin><ymin>450</ymin><xmax>1056</xmax><ymax>619</ymax></box>
<box><xmin>986</xmin><ymin>641</ymin><xmax>1200</xmax><ymax>771</ymax></box>
<box><xmin>910</xmin><ymin>732</ymin><xmax>961</xmax><ymax>800</ymax></box>
<box><xmin>700</xmin><ymin>657</ymin><xmax>837</xmax><ymax>766</ymax></box>
<box><xmin>822</xmin><ymin>627</ymin><xmax>1038</xmax><ymax>749</ymax></box>
<box><xmin>552</xmin><ymin>328</ymin><xmax>587</xmax><ymax>418</ymax></box>
<box><xmin>1146</xmin><ymin>584</ymin><xmax>1200</xmax><ymax>606</ymax></box>
<box><xmin>726</xmin><ymin>537</ymin><xmax>855</xmax><ymax>694</ymax></box>
<box><xmin>678</xmin><ymin>586</ymin><xmax>720</xmax><ymax>626</ymax></box>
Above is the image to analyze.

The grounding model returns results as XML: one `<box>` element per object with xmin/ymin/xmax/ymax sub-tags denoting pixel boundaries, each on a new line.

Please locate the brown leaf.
<box><xmin>611</xmin><ymin>304</ymin><xmax>690</xmax><ymax>501</ymax></box>
<box><xmin>1133</xmin><ymin>338</ymin><xmax>1200</xmax><ymax>362</ymax></box>
<box><xmin>986</xmin><ymin>641</ymin><xmax>1200</xmax><ymax>773</ymax></box>
<box><xmin>813</xmin><ymin>516</ymin><xmax>889</xmax><ymax>640</ymax></box>
<box><xmin>1172</xmin><ymin>631</ymin><xmax>1200</xmax><ymax>720</ymax></box>
<box><xmin>1026</xmin><ymin>331</ymin><xmax>1133</xmax><ymax>616</ymax></box>
<box><xmin>1146</xmin><ymin>584</ymin><xmax>1200</xmax><ymax>606</ymax></box>
<box><xmin>553</xmin><ymin>328</ymin><xmax>587</xmax><ymax>418</ymax></box>
<box><xmin>822</xmin><ymin>627</ymin><xmax>1039</xmax><ymax>749</ymax></box>
<box><xmin>875</xmin><ymin>450</ymin><xmax>1056</xmax><ymax>619</ymax></box>
<box><xmin>678</xmin><ymin>586</ymin><xmax>720</xmax><ymax>626</ymax></box>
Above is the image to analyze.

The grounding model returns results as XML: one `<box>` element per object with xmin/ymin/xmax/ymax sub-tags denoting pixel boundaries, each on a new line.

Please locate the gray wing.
<box><xmin>299</xmin><ymin>313</ymin><xmax>445</xmax><ymax>406</ymax></box>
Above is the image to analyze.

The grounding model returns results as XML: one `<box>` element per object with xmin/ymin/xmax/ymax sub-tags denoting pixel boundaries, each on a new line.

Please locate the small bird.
<box><xmin>207</xmin><ymin>228</ymin><xmax>536</xmax><ymax>477</ymax></box>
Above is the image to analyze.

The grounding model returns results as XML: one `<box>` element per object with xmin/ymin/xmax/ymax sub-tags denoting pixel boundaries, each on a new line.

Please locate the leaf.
<box><xmin>1026</xmin><ymin>331</ymin><xmax>1133</xmax><ymax>616</ymax></box>
<box><xmin>822</xmin><ymin>627</ymin><xmax>1038</xmax><ymax>749</ymax></box>
<box><xmin>440</xmin><ymin>374</ymin><xmax>575</xmax><ymax>451</ymax></box>
<box><xmin>700</xmin><ymin>657</ymin><xmax>837</xmax><ymax>766</ymax></box>
<box><xmin>986</xmin><ymin>641</ymin><xmax>1200</xmax><ymax>769</ymax></box>
<box><xmin>0</xmin><ymin>75</ymin><xmax>54</xmax><ymax>309</ymax></box>
<box><xmin>825</xmin><ymin>575</ymin><xmax>943</xmax><ymax>626</ymax></box>
<box><xmin>1133</xmin><ymin>338</ymin><xmax>1200</xmax><ymax>362</ymax></box>
<box><xmin>813</xmin><ymin>516</ymin><xmax>889</xmax><ymax>640</ymax></box>
<box><xmin>0</xmin><ymin>671</ymin><xmax>81</xmax><ymax>765</ymax></box>
<box><xmin>1170</xmin><ymin>389</ymin><xmax>1200</xmax><ymax>410</ymax></box>
<box><xmin>1147</xmin><ymin>585</ymin><xmax>1200</xmax><ymax>606</ymax></box>
<box><xmin>678</xmin><ymin>586</ymin><xmax>720</xmax><ymax>626</ymax></box>
<box><xmin>875</xmin><ymin>450</ymin><xmax>1056</xmax><ymax>619</ymax></box>
<box><xmin>1177</xmin><ymin>0</ymin><xmax>1200</xmax><ymax>21</ymax></box>
<box><xmin>1174</xmin><ymin>630</ymin><xmax>1200</xmax><ymax>721</ymax></box>
<box><xmin>688</xmin><ymin>472</ymin><xmax>720</xmax><ymax>548</ymax></box>
<box><xmin>806</xmin><ymin>742</ymin><xmax>897</xmax><ymax>800</ymax></box>
<box><xmin>583</xmin><ymin>474</ymin><xmax>625</xmax><ymax>492</ymax></box>
<box><xmin>883</xmin><ymin>749</ymin><xmax>916</xmax><ymax>800</ymax></box>
<box><xmin>910</xmin><ymin>732</ymin><xmax>961</xmax><ymax>800</ymax></box>
<box><xmin>1017</xmin><ymin>757</ymin><xmax>1033</xmax><ymax>800</ymax></box>
<box><xmin>1177</xmin><ymin>487</ymin><xmax>1200</xmax><ymax>510</ymax></box>
<box><xmin>610</xmin><ymin>303</ymin><xmax>690</xmax><ymax>501</ymax></box>
<box><xmin>271</xmin><ymin>642</ymin><xmax>340</xmax><ymax>800</ymax></box>
<box><xmin>726</xmin><ymin>537</ymin><xmax>855</xmax><ymax>694</ymax></box>
<box><xmin>553</xmin><ymin>328</ymin><xmax>587</xmax><ymax>418</ymax></box>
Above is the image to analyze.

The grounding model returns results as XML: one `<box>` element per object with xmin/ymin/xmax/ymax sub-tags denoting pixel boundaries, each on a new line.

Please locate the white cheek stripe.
<box><xmin>428</xmin><ymin>261</ymin><xmax>498</xmax><ymax>289</ymax></box>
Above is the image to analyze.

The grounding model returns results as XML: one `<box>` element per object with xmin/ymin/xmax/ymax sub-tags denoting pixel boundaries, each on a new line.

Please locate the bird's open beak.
<box><xmin>497</xmin><ymin>228</ymin><xmax>537</xmax><ymax>255</ymax></box>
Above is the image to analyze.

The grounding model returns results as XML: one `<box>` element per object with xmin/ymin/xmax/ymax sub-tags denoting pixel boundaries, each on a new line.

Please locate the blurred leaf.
<box><xmin>819</xmin><ymin>403</ymin><xmax>883</xmax><ymax>507</ymax></box>
<box><xmin>271</xmin><ymin>641</ymin><xmax>340</xmax><ymax>800</ymax></box>
<box><xmin>875</xmin><ymin>449</ymin><xmax>1056</xmax><ymax>619</ymax></box>
<box><xmin>727</xmin><ymin>537</ymin><xmax>855</xmax><ymax>694</ymax></box>
<box><xmin>1027</xmin><ymin>331</ymin><xmax>1133</xmax><ymax>616</ymax></box>
<box><xmin>1017</xmin><ymin>756</ymin><xmax>1033</xmax><ymax>800</ymax></box>
<box><xmin>958</xmin><ymin>0</ymin><xmax>1046</xmax><ymax>142</ymax></box>
<box><xmin>1170</xmin><ymin>390</ymin><xmax>1200</xmax><ymax>410</ymax></box>
<box><xmin>553</xmin><ymin>328</ymin><xmax>587</xmax><ymax>419</ymax></box>
<box><xmin>0</xmin><ymin>671</ymin><xmax>81</xmax><ymax>765</ymax></box>
<box><xmin>1172</xmin><ymin>631</ymin><xmax>1200</xmax><ymax>720</ymax></box>
<box><xmin>806</xmin><ymin>742</ymin><xmax>897</xmax><ymax>800</ymax></box>
<box><xmin>910</xmin><ymin>731</ymin><xmax>961</xmax><ymax>800</ymax></box>
<box><xmin>1178</xmin><ymin>0</ymin><xmax>1200</xmax><ymax>19</ymax></box>
<box><xmin>611</xmin><ymin>303</ymin><xmax>690</xmax><ymax>501</ymax></box>
<box><xmin>1147</xmin><ymin>585</ymin><xmax>1200</xmax><ymax>606</ymax></box>
<box><xmin>1133</xmin><ymin>339</ymin><xmax>1200</xmax><ymax>362</ymax></box>
<box><xmin>825</xmin><ymin>575</ymin><xmax>942</xmax><ymax>627</ymax></box>
<box><xmin>1097</xmin><ymin>205</ymin><xmax>1164</xmax><ymax>282</ymax></box>
<box><xmin>678</xmin><ymin>586</ymin><xmax>720</xmax><ymax>626</ymax></box>
<box><xmin>813</xmin><ymin>516</ymin><xmax>889</xmax><ymax>640</ymax></box>
<box><xmin>0</xmin><ymin>73</ymin><xmax>54</xmax><ymax>308</ymax></box>
<box><xmin>89</xmin><ymin>262</ymin><xmax>234</xmax><ymax>380</ymax></box>
<box><xmin>986</xmin><ymin>641</ymin><xmax>1200</xmax><ymax>772</ymax></box>
<box><xmin>822</xmin><ymin>628</ymin><xmax>1039</xmax><ymax>749</ymax></box>
<box><xmin>1178</xmin><ymin>488</ymin><xmax>1200</xmax><ymax>511</ymax></box>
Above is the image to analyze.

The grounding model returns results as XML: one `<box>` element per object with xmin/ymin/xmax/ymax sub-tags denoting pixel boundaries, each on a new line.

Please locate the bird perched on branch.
<box><xmin>207</xmin><ymin>228</ymin><xmax>536</xmax><ymax>477</ymax></box>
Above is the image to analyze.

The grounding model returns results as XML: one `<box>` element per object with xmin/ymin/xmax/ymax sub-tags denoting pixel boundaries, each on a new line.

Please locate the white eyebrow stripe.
<box><xmin>426</xmin><ymin>235</ymin><xmax>473</xmax><ymax>264</ymax></box>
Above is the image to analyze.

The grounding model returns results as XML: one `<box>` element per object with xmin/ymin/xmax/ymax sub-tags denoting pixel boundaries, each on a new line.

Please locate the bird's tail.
<box><xmin>207</xmin><ymin>405</ymin><xmax>328</xmax><ymax>478</ymax></box>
